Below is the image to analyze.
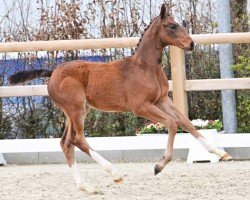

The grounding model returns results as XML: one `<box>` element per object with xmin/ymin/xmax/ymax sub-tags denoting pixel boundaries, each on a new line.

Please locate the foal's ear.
<box><xmin>160</xmin><ymin>4</ymin><xmax>166</xmax><ymax>19</ymax></box>
<box><xmin>160</xmin><ymin>4</ymin><xmax>170</xmax><ymax>19</ymax></box>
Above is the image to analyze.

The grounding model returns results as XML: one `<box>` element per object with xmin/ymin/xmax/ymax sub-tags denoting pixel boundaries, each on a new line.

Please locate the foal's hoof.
<box><xmin>220</xmin><ymin>153</ymin><xmax>233</xmax><ymax>161</ymax></box>
<box><xmin>154</xmin><ymin>164</ymin><xmax>162</xmax><ymax>176</ymax></box>
<box><xmin>78</xmin><ymin>183</ymin><xmax>103</xmax><ymax>195</ymax></box>
<box><xmin>114</xmin><ymin>177</ymin><xmax>124</xmax><ymax>184</ymax></box>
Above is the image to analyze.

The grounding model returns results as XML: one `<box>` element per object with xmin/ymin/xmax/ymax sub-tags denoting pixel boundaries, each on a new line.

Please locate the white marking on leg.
<box><xmin>197</xmin><ymin>137</ymin><xmax>226</xmax><ymax>157</ymax></box>
<box><xmin>71</xmin><ymin>162</ymin><xmax>81</xmax><ymax>187</ymax></box>
<box><xmin>89</xmin><ymin>149</ymin><xmax>121</xmax><ymax>181</ymax></box>
<box><xmin>70</xmin><ymin>162</ymin><xmax>100</xmax><ymax>194</ymax></box>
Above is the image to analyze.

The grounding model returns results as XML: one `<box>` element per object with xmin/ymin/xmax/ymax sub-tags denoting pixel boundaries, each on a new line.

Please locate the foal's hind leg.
<box><xmin>69</xmin><ymin>107</ymin><xmax>123</xmax><ymax>184</ymax></box>
<box><xmin>60</xmin><ymin>116</ymin><xmax>99</xmax><ymax>194</ymax></box>
<box><xmin>57</xmin><ymin>78</ymin><xmax>122</xmax><ymax>180</ymax></box>
<box><xmin>160</xmin><ymin>97</ymin><xmax>232</xmax><ymax>160</ymax></box>
<box><xmin>60</xmin><ymin>117</ymin><xmax>74</xmax><ymax>166</ymax></box>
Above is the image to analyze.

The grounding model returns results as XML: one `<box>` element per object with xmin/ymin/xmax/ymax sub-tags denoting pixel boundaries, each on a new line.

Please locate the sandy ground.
<box><xmin>0</xmin><ymin>161</ymin><xmax>249</xmax><ymax>200</ymax></box>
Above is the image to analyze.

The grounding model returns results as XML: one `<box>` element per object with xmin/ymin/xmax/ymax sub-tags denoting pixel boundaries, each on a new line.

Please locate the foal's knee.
<box><xmin>167</xmin><ymin>119</ymin><xmax>178</xmax><ymax>134</ymax></box>
<box><xmin>132</xmin><ymin>106</ymin><xmax>146</xmax><ymax>117</ymax></box>
<box><xmin>73</xmin><ymin>135</ymin><xmax>90</xmax><ymax>155</ymax></box>
<box><xmin>60</xmin><ymin>138</ymin><xmax>71</xmax><ymax>152</ymax></box>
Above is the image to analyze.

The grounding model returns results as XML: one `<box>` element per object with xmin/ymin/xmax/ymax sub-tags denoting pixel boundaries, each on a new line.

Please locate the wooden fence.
<box><xmin>0</xmin><ymin>32</ymin><xmax>250</xmax><ymax>116</ymax></box>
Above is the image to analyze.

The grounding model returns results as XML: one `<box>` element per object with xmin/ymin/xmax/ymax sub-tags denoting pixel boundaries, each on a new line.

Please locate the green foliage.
<box><xmin>139</xmin><ymin>125</ymin><xmax>158</xmax><ymax>134</ymax></box>
<box><xmin>232</xmin><ymin>54</ymin><xmax>250</xmax><ymax>77</ymax></box>
<box><xmin>139</xmin><ymin>123</ymin><xmax>161</xmax><ymax>134</ymax></box>
<box><xmin>0</xmin><ymin>115</ymin><xmax>12</xmax><ymax>139</ymax></box>
<box><xmin>139</xmin><ymin>122</ymin><xmax>185</xmax><ymax>134</ymax></box>
<box><xmin>236</xmin><ymin>93</ymin><xmax>250</xmax><ymax>132</ymax></box>
<box><xmin>233</xmin><ymin>53</ymin><xmax>250</xmax><ymax>133</ymax></box>
<box><xmin>84</xmin><ymin>110</ymin><xmax>144</xmax><ymax>137</ymax></box>
<box><xmin>191</xmin><ymin>119</ymin><xmax>222</xmax><ymax>131</ymax></box>
<box><xmin>138</xmin><ymin>119</ymin><xmax>223</xmax><ymax>134</ymax></box>
<box><xmin>16</xmin><ymin>113</ymin><xmax>41</xmax><ymax>139</ymax></box>
<box><xmin>211</xmin><ymin>22</ymin><xmax>217</xmax><ymax>28</ymax></box>
<box><xmin>205</xmin><ymin>120</ymin><xmax>223</xmax><ymax>132</ymax></box>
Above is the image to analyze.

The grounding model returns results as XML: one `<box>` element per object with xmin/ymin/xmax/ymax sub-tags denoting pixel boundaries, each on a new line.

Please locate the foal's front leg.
<box><xmin>158</xmin><ymin>97</ymin><xmax>232</xmax><ymax>160</ymax></box>
<box><xmin>133</xmin><ymin>103</ymin><xmax>178</xmax><ymax>175</ymax></box>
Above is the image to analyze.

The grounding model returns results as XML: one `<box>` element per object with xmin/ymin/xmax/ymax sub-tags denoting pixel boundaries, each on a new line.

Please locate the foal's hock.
<box><xmin>9</xmin><ymin>4</ymin><xmax>232</xmax><ymax>194</ymax></box>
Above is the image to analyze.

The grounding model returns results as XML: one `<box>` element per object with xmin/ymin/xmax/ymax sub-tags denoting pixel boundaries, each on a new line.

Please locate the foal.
<box><xmin>9</xmin><ymin>5</ymin><xmax>232</xmax><ymax>194</ymax></box>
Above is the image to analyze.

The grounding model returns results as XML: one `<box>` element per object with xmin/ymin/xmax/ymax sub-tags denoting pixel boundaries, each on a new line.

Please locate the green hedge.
<box><xmin>232</xmin><ymin>53</ymin><xmax>250</xmax><ymax>133</ymax></box>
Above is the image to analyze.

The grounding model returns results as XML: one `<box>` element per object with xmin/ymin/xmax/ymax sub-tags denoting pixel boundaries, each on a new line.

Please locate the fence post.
<box><xmin>170</xmin><ymin>46</ymin><xmax>188</xmax><ymax>116</ymax></box>
<box><xmin>218</xmin><ymin>0</ymin><xmax>237</xmax><ymax>133</ymax></box>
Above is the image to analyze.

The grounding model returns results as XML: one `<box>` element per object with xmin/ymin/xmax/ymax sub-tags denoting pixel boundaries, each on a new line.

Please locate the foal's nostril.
<box><xmin>189</xmin><ymin>41</ymin><xmax>195</xmax><ymax>51</ymax></box>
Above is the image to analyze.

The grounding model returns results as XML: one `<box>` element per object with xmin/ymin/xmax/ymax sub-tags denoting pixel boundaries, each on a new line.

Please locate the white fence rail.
<box><xmin>1</xmin><ymin>78</ymin><xmax>249</xmax><ymax>98</ymax></box>
<box><xmin>0</xmin><ymin>32</ymin><xmax>249</xmax><ymax>53</ymax></box>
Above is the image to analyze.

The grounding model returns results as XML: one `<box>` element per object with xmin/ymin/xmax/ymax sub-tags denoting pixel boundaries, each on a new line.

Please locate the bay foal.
<box><xmin>9</xmin><ymin>5</ymin><xmax>232</xmax><ymax>194</ymax></box>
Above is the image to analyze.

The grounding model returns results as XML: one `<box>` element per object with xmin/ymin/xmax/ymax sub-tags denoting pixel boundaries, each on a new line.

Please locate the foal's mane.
<box><xmin>133</xmin><ymin>17</ymin><xmax>158</xmax><ymax>54</ymax></box>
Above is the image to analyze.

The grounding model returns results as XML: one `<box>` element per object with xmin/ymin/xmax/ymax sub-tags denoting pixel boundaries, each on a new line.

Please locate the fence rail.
<box><xmin>1</xmin><ymin>78</ymin><xmax>249</xmax><ymax>98</ymax></box>
<box><xmin>0</xmin><ymin>32</ymin><xmax>249</xmax><ymax>53</ymax></box>
<box><xmin>0</xmin><ymin>32</ymin><xmax>250</xmax><ymax>116</ymax></box>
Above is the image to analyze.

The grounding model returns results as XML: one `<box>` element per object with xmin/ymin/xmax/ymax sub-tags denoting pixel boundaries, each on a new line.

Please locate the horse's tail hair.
<box><xmin>8</xmin><ymin>69</ymin><xmax>54</xmax><ymax>85</ymax></box>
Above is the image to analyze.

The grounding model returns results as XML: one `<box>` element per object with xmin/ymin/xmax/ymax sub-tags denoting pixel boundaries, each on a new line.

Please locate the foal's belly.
<box><xmin>85</xmin><ymin>69</ymin><xmax>130</xmax><ymax>112</ymax></box>
<box><xmin>86</xmin><ymin>90</ymin><xmax>131</xmax><ymax>112</ymax></box>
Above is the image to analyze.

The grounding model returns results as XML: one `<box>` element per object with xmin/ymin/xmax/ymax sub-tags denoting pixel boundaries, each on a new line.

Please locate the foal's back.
<box><xmin>48</xmin><ymin>59</ymin><xmax>132</xmax><ymax>112</ymax></box>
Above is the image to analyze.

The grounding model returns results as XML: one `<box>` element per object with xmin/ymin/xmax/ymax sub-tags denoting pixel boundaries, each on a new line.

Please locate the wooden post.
<box><xmin>170</xmin><ymin>46</ymin><xmax>188</xmax><ymax>116</ymax></box>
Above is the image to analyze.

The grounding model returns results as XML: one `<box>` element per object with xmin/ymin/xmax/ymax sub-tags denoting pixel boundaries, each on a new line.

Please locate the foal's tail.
<box><xmin>8</xmin><ymin>69</ymin><xmax>54</xmax><ymax>85</ymax></box>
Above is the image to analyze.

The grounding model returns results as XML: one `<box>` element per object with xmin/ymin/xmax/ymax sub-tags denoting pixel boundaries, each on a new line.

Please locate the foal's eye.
<box><xmin>169</xmin><ymin>24</ymin><xmax>177</xmax><ymax>30</ymax></box>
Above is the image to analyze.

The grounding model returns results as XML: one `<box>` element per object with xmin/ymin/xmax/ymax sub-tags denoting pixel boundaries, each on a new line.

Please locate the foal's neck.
<box><xmin>132</xmin><ymin>18</ymin><xmax>164</xmax><ymax>68</ymax></box>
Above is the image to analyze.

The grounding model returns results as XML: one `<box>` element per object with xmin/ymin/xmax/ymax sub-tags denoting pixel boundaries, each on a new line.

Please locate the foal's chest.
<box><xmin>156</xmin><ymin>67</ymin><xmax>169</xmax><ymax>97</ymax></box>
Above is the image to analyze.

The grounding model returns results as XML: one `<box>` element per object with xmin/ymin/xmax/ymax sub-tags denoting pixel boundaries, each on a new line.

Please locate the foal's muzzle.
<box><xmin>189</xmin><ymin>41</ymin><xmax>195</xmax><ymax>51</ymax></box>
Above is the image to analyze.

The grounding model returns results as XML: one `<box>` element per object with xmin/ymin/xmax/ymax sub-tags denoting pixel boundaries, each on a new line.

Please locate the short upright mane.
<box><xmin>133</xmin><ymin>17</ymin><xmax>158</xmax><ymax>54</ymax></box>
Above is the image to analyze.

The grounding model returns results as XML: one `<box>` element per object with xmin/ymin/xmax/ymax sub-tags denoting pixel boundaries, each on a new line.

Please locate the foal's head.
<box><xmin>158</xmin><ymin>4</ymin><xmax>195</xmax><ymax>51</ymax></box>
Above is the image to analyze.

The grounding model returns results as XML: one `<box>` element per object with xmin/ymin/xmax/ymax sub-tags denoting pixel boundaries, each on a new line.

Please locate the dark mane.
<box><xmin>133</xmin><ymin>17</ymin><xmax>158</xmax><ymax>54</ymax></box>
